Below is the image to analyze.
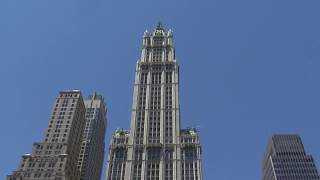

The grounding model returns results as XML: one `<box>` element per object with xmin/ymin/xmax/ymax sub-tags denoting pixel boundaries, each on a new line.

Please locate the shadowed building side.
<box><xmin>78</xmin><ymin>93</ymin><xmax>107</xmax><ymax>180</ymax></box>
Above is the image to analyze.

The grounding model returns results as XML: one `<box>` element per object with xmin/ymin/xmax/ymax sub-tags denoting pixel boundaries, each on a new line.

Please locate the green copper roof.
<box><xmin>114</xmin><ymin>129</ymin><xmax>129</xmax><ymax>137</ymax></box>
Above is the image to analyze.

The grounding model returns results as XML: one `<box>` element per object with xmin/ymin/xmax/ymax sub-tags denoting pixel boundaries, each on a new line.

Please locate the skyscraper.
<box><xmin>262</xmin><ymin>134</ymin><xmax>320</xmax><ymax>180</ymax></box>
<box><xmin>78</xmin><ymin>93</ymin><xmax>107</xmax><ymax>180</ymax></box>
<box><xmin>105</xmin><ymin>23</ymin><xmax>203</xmax><ymax>180</ymax></box>
<box><xmin>7</xmin><ymin>90</ymin><xmax>86</xmax><ymax>180</ymax></box>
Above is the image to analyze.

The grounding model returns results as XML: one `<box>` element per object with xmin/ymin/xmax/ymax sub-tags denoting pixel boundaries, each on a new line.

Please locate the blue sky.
<box><xmin>1</xmin><ymin>0</ymin><xmax>320</xmax><ymax>179</ymax></box>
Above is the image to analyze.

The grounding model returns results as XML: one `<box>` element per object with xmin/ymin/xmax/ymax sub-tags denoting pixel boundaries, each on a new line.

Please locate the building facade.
<box><xmin>78</xmin><ymin>93</ymin><xmax>107</xmax><ymax>180</ymax></box>
<box><xmin>262</xmin><ymin>134</ymin><xmax>320</xmax><ymax>180</ymax></box>
<box><xmin>7</xmin><ymin>90</ymin><xmax>86</xmax><ymax>180</ymax></box>
<box><xmin>105</xmin><ymin>23</ymin><xmax>203</xmax><ymax>180</ymax></box>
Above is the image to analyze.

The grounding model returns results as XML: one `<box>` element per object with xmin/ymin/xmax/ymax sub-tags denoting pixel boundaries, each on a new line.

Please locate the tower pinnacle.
<box><xmin>156</xmin><ymin>21</ymin><xmax>164</xmax><ymax>30</ymax></box>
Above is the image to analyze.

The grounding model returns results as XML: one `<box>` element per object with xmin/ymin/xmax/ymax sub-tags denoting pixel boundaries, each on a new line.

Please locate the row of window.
<box><xmin>59</xmin><ymin>93</ymin><xmax>79</xmax><ymax>98</ymax></box>
<box><xmin>181</xmin><ymin>162</ymin><xmax>200</xmax><ymax>180</ymax></box>
<box><xmin>108</xmin><ymin>161</ymin><xmax>126</xmax><ymax>180</ymax></box>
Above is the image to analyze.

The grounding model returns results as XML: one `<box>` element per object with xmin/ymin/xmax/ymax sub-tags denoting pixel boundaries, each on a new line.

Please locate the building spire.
<box><xmin>156</xmin><ymin>21</ymin><xmax>164</xmax><ymax>30</ymax></box>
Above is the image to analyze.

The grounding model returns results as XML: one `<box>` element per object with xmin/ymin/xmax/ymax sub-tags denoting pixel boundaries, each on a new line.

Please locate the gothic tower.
<box><xmin>105</xmin><ymin>23</ymin><xmax>203</xmax><ymax>180</ymax></box>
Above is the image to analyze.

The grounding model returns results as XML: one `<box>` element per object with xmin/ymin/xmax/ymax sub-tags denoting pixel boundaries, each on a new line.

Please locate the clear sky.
<box><xmin>1</xmin><ymin>0</ymin><xmax>320</xmax><ymax>179</ymax></box>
